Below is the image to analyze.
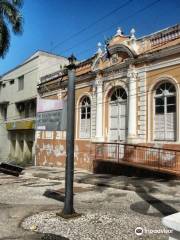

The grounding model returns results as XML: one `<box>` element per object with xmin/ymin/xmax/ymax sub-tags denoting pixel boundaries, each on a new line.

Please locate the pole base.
<box><xmin>56</xmin><ymin>211</ymin><xmax>82</xmax><ymax>219</ymax></box>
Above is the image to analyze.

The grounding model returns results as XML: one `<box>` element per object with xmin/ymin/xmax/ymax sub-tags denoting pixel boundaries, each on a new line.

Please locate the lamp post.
<box><xmin>62</xmin><ymin>54</ymin><xmax>76</xmax><ymax>215</ymax></box>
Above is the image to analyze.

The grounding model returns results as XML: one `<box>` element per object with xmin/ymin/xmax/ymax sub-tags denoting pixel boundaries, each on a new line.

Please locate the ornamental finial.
<box><xmin>115</xmin><ymin>27</ymin><xmax>123</xmax><ymax>36</ymax></box>
<box><xmin>97</xmin><ymin>42</ymin><xmax>102</xmax><ymax>54</ymax></box>
<box><xmin>130</xmin><ymin>28</ymin><xmax>136</xmax><ymax>39</ymax></box>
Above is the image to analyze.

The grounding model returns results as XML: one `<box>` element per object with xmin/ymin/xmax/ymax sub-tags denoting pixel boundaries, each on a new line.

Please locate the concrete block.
<box><xmin>138</xmin><ymin>130</ymin><xmax>146</xmax><ymax>135</ymax></box>
<box><xmin>162</xmin><ymin>212</ymin><xmax>180</xmax><ymax>240</ymax></box>
<box><xmin>139</xmin><ymin>115</ymin><xmax>146</xmax><ymax>121</ymax></box>
<box><xmin>140</xmin><ymin>105</ymin><xmax>146</xmax><ymax>111</ymax></box>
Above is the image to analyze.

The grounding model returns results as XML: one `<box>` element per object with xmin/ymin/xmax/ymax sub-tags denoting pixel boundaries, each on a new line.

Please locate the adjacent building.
<box><xmin>0</xmin><ymin>51</ymin><xmax>68</xmax><ymax>164</ymax></box>
<box><xmin>36</xmin><ymin>24</ymin><xmax>180</xmax><ymax>174</ymax></box>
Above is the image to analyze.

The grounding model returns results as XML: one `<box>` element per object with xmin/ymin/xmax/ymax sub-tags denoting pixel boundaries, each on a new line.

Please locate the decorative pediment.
<box><xmin>92</xmin><ymin>44</ymin><xmax>136</xmax><ymax>72</ymax></box>
<box><xmin>109</xmin><ymin>43</ymin><xmax>137</xmax><ymax>58</ymax></box>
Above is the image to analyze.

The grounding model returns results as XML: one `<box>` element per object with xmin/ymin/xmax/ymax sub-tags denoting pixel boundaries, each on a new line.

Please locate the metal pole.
<box><xmin>63</xmin><ymin>54</ymin><xmax>76</xmax><ymax>215</ymax></box>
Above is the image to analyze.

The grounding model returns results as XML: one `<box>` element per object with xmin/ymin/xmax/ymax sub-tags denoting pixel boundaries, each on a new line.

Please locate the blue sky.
<box><xmin>0</xmin><ymin>0</ymin><xmax>180</xmax><ymax>74</ymax></box>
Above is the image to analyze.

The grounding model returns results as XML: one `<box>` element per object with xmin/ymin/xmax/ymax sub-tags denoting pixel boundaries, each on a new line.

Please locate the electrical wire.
<box><xmin>60</xmin><ymin>0</ymin><xmax>162</xmax><ymax>55</ymax></box>
<box><xmin>1</xmin><ymin>0</ymin><xmax>162</xmax><ymax>80</ymax></box>
<box><xmin>50</xmin><ymin>0</ymin><xmax>133</xmax><ymax>51</ymax></box>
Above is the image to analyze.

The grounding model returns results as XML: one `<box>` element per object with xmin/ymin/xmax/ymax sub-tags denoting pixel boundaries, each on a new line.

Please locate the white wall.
<box><xmin>0</xmin><ymin>51</ymin><xmax>68</xmax><ymax>162</ymax></box>
<box><xmin>38</xmin><ymin>54</ymin><xmax>68</xmax><ymax>79</ymax></box>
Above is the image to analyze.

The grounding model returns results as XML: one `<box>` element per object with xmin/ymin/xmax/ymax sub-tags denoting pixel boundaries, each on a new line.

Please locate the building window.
<box><xmin>10</xmin><ymin>79</ymin><xmax>14</xmax><ymax>85</ymax></box>
<box><xmin>80</xmin><ymin>96</ymin><xmax>91</xmax><ymax>138</ymax></box>
<box><xmin>25</xmin><ymin>100</ymin><xmax>36</xmax><ymax>118</ymax></box>
<box><xmin>109</xmin><ymin>87</ymin><xmax>127</xmax><ymax>141</ymax></box>
<box><xmin>18</xmin><ymin>75</ymin><xmax>24</xmax><ymax>91</ymax></box>
<box><xmin>1</xmin><ymin>104</ymin><xmax>7</xmax><ymax>121</ymax></box>
<box><xmin>154</xmin><ymin>81</ymin><xmax>176</xmax><ymax>141</ymax></box>
<box><xmin>2</xmin><ymin>83</ymin><xmax>6</xmax><ymax>88</ymax></box>
<box><xmin>16</xmin><ymin>102</ymin><xmax>25</xmax><ymax>118</ymax></box>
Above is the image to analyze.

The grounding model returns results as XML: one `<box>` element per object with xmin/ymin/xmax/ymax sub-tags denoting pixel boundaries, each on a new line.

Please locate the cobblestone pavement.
<box><xmin>0</xmin><ymin>166</ymin><xmax>180</xmax><ymax>239</ymax></box>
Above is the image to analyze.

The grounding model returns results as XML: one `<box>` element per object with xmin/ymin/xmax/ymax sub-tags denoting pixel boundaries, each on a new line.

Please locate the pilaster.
<box><xmin>95</xmin><ymin>77</ymin><xmax>104</xmax><ymax>141</ymax></box>
<box><xmin>127</xmin><ymin>67</ymin><xmax>138</xmax><ymax>143</ymax></box>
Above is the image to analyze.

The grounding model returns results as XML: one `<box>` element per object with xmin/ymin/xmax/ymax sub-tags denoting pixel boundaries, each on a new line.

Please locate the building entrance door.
<box><xmin>108</xmin><ymin>87</ymin><xmax>127</xmax><ymax>159</ymax></box>
<box><xmin>109</xmin><ymin>100</ymin><xmax>127</xmax><ymax>142</ymax></box>
<box><xmin>109</xmin><ymin>87</ymin><xmax>127</xmax><ymax>142</ymax></box>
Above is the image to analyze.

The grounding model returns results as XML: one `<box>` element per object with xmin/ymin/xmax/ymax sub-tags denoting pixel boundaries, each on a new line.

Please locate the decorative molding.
<box><xmin>150</xmin><ymin>25</ymin><xmax>180</xmax><ymax>47</ymax></box>
<box><xmin>136</xmin><ymin>69</ymin><xmax>147</xmax><ymax>137</ymax></box>
<box><xmin>147</xmin><ymin>57</ymin><xmax>180</xmax><ymax>72</ymax></box>
<box><xmin>138</xmin><ymin>101</ymin><xmax>146</xmax><ymax>107</ymax></box>
<box><xmin>95</xmin><ymin>78</ymin><xmax>103</xmax><ymax>86</ymax></box>
<box><xmin>104</xmin><ymin>80</ymin><xmax>128</xmax><ymax>99</ymax></box>
<box><xmin>91</xmin><ymin>93</ymin><xmax>96</xmax><ymax>138</ymax></box>
<box><xmin>135</xmin><ymin>44</ymin><xmax>180</xmax><ymax>66</ymax></box>
<box><xmin>109</xmin><ymin>43</ymin><xmax>138</xmax><ymax>58</ymax></box>
<box><xmin>138</xmin><ymin>130</ymin><xmax>146</xmax><ymax>135</ymax></box>
<box><xmin>127</xmin><ymin>67</ymin><xmax>138</xmax><ymax>79</ymax></box>
<box><xmin>102</xmin><ymin>67</ymin><xmax>127</xmax><ymax>82</ymax></box>
<box><xmin>140</xmin><ymin>105</ymin><xmax>146</xmax><ymax>111</ymax></box>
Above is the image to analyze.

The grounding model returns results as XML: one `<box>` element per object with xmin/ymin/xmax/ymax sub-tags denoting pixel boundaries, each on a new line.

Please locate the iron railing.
<box><xmin>93</xmin><ymin>142</ymin><xmax>180</xmax><ymax>174</ymax></box>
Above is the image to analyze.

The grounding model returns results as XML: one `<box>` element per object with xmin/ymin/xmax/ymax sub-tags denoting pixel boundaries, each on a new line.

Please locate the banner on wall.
<box><xmin>36</xmin><ymin>98</ymin><xmax>67</xmax><ymax>131</ymax></box>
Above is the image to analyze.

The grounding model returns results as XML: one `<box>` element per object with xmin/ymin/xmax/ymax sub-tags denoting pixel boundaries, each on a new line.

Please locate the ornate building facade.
<box><xmin>37</xmin><ymin>24</ymin><xmax>180</xmax><ymax>172</ymax></box>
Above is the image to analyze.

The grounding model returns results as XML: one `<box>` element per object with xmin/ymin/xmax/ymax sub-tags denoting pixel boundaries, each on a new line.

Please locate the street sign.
<box><xmin>36</xmin><ymin>98</ymin><xmax>67</xmax><ymax>131</ymax></box>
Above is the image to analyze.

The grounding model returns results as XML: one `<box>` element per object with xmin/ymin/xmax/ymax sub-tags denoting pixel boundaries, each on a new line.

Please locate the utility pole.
<box><xmin>62</xmin><ymin>54</ymin><xmax>76</xmax><ymax>216</ymax></box>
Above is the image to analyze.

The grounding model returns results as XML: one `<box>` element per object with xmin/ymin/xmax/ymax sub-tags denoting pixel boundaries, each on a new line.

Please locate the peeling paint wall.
<box><xmin>36</xmin><ymin>131</ymin><xmax>93</xmax><ymax>170</ymax></box>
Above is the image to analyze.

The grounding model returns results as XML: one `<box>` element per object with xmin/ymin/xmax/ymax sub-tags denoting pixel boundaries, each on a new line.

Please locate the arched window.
<box><xmin>154</xmin><ymin>81</ymin><xmax>176</xmax><ymax>141</ymax></box>
<box><xmin>80</xmin><ymin>96</ymin><xmax>91</xmax><ymax>138</ymax></box>
<box><xmin>110</xmin><ymin>87</ymin><xmax>127</xmax><ymax>102</ymax></box>
<box><xmin>109</xmin><ymin>87</ymin><xmax>127</xmax><ymax>141</ymax></box>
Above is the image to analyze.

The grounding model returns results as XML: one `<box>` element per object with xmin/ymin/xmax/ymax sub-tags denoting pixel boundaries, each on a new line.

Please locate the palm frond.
<box><xmin>12</xmin><ymin>12</ymin><xmax>23</xmax><ymax>34</ymax></box>
<box><xmin>0</xmin><ymin>18</ymin><xmax>10</xmax><ymax>58</ymax></box>
<box><xmin>11</xmin><ymin>0</ymin><xmax>23</xmax><ymax>8</ymax></box>
<box><xmin>0</xmin><ymin>0</ymin><xmax>23</xmax><ymax>57</ymax></box>
<box><xmin>0</xmin><ymin>0</ymin><xmax>23</xmax><ymax>34</ymax></box>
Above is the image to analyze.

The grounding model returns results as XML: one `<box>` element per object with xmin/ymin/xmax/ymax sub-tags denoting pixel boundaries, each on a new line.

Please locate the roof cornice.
<box><xmin>135</xmin><ymin>44</ymin><xmax>180</xmax><ymax>64</ymax></box>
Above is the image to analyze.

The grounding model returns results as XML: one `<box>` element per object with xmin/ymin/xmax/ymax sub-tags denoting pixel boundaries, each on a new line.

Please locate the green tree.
<box><xmin>0</xmin><ymin>0</ymin><xmax>23</xmax><ymax>58</ymax></box>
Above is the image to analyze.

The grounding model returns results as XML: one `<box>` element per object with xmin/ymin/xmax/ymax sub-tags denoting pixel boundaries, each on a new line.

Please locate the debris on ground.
<box><xmin>0</xmin><ymin>162</ymin><xmax>24</xmax><ymax>176</ymax></box>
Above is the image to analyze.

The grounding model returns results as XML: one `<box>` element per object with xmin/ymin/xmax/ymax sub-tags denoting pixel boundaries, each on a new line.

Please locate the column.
<box><xmin>95</xmin><ymin>78</ymin><xmax>104</xmax><ymax>141</ymax></box>
<box><xmin>23</xmin><ymin>138</ymin><xmax>31</xmax><ymax>163</ymax></box>
<box><xmin>127</xmin><ymin>69</ymin><xmax>137</xmax><ymax>143</ymax></box>
<box><xmin>32</xmin><ymin>135</ymin><xmax>36</xmax><ymax>165</ymax></box>
<box><xmin>15</xmin><ymin>134</ymin><xmax>23</xmax><ymax>162</ymax></box>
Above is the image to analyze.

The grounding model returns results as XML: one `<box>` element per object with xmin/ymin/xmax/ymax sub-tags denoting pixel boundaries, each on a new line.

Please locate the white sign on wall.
<box><xmin>36</xmin><ymin>98</ymin><xmax>67</xmax><ymax>131</ymax></box>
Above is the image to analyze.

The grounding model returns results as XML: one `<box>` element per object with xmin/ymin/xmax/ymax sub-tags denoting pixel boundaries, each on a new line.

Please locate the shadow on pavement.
<box><xmin>43</xmin><ymin>190</ymin><xmax>65</xmax><ymax>202</ymax></box>
<box><xmin>41</xmin><ymin>233</ymin><xmax>69</xmax><ymax>240</ymax></box>
<box><xmin>77</xmin><ymin>171</ymin><xmax>179</xmax><ymax>217</ymax></box>
<box><xmin>131</xmin><ymin>185</ymin><xmax>178</xmax><ymax>217</ymax></box>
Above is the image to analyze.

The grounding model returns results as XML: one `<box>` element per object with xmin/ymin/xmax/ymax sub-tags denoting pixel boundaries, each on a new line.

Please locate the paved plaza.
<box><xmin>0</xmin><ymin>166</ymin><xmax>180</xmax><ymax>239</ymax></box>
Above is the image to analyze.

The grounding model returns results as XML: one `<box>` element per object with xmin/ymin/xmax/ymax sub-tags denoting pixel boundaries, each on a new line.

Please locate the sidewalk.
<box><xmin>1</xmin><ymin>166</ymin><xmax>179</xmax><ymax>239</ymax></box>
<box><xmin>23</xmin><ymin>166</ymin><xmax>180</xmax><ymax>239</ymax></box>
<box><xmin>24</xmin><ymin>166</ymin><xmax>180</xmax><ymax>217</ymax></box>
<box><xmin>25</xmin><ymin>166</ymin><xmax>180</xmax><ymax>199</ymax></box>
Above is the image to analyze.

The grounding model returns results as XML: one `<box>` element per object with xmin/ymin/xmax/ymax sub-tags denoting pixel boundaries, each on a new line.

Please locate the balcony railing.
<box><xmin>93</xmin><ymin>142</ymin><xmax>180</xmax><ymax>175</ymax></box>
